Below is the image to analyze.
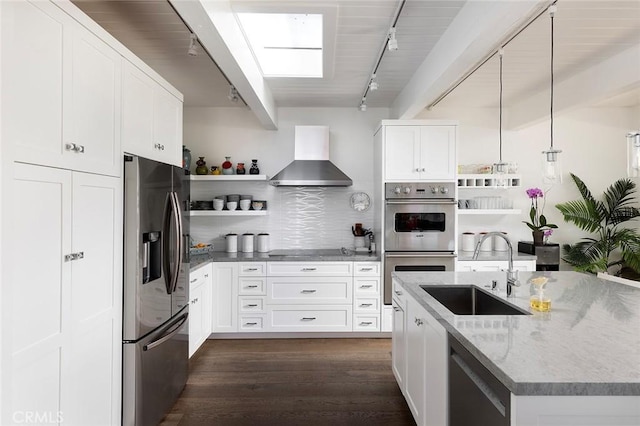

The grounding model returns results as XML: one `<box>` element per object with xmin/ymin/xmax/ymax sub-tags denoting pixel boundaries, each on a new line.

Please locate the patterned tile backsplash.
<box><xmin>190</xmin><ymin>182</ymin><xmax>375</xmax><ymax>251</ymax></box>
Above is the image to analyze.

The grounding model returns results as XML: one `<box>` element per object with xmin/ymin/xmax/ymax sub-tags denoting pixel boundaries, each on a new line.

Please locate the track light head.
<box><xmin>227</xmin><ymin>86</ymin><xmax>239</xmax><ymax>102</ymax></box>
<box><xmin>359</xmin><ymin>98</ymin><xmax>367</xmax><ymax>112</ymax></box>
<box><xmin>188</xmin><ymin>33</ymin><xmax>198</xmax><ymax>56</ymax></box>
<box><xmin>387</xmin><ymin>28</ymin><xmax>398</xmax><ymax>51</ymax></box>
<box><xmin>369</xmin><ymin>74</ymin><xmax>378</xmax><ymax>91</ymax></box>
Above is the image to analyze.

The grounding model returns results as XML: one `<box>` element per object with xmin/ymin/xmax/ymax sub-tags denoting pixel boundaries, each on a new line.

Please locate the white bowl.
<box><xmin>213</xmin><ymin>199</ymin><xmax>224</xmax><ymax>211</ymax></box>
<box><xmin>239</xmin><ymin>200</ymin><xmax>251</xmax><ymax>211</ymax></box>
<box><xmin>226</xmin><ymin>201</ymin><xmax>238</xmax><ymax>211</ymax></box>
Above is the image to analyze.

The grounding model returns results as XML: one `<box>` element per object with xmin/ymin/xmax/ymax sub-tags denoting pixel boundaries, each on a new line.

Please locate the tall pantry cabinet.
<box><xmin>1</xmin><ymin>0</ymin><xmax>183</xmax><ymax>424</ymax></box>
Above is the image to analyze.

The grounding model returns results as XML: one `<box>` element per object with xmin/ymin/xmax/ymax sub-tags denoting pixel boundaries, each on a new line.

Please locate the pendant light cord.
<box><xmin>550</xmin><ymin>6</ymin><xmax>555</xmax><ymax>150</ymax></box>
<box><xmin>499</xmin><ymin>48</ymin><xmax>504</xmax><ymax>163</ymax></box>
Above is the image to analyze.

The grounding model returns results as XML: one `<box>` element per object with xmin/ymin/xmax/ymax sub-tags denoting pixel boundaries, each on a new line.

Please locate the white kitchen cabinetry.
<box><xmin>189</xmin><ymin>263</ymin><xmax>212</xmax><ymax>357</ymax></box>
<box><xmin>238</xmin><ymin>262</ymin><xmax>267</xmax><ymax>332</ymax></box>
<box><xmin>382</xmin><ymin>123</ymin><xmax>456</xmax><ymax>181</ymax></box>
<box><xmin>353</xmin><ymin>262</ymin><xmax>382</xmax><ymax>331</ymax></box>
<box><xmin>6</xmin><ymin>163</ymin><xmax>122</xmax><ymax>425</ymax></box>
<box><xmin>394</xmin><ymin>281</ymin><xmax>447</xmax><ymax>426</ymax></box>
<box><xmin>211</xmin><ymin>262</ymin><xmax>238</xmax><ymax>333</ymax></box>
<box><xmin>457</xmin><ymin>260</ymin><xmax>536</xmax><ymax>272</ymax></box>
<box><xmin>2</xmin><ymin>0</ymin><xmax>121</xmax><ymax>177</ymax></box>
<box><xmin>122</xmin><ymin>61</ymin><xmax>183</xmax><ymax>167</ymax></box>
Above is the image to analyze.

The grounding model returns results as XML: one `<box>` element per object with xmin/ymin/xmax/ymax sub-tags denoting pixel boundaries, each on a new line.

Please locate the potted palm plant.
<box><xmin>555</xmin><ymin>173</ymin><xmax>640</xmax><ymax>278</ymax></box>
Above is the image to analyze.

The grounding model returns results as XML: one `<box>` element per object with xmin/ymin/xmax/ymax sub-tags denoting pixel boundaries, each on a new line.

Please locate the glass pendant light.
<box><xmin>542</xmin><ymin>5</ymin><xmax>562</xmax><ymax>184</ymax></box>
<box><xmin>494</xmin><ymin>47</ymin><xmax>509</xmax><ymax>187</ymax></box>
<box><xmin>628</xmin><ymin>131</ymin><xmax>640</xmax><ymax>178</ymax></box>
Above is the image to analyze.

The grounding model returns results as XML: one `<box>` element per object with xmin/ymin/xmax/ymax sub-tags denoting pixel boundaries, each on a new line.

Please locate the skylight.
<box><xmin>237</xmin><ymin>13</ymin><xmax>323</xmax><ymax>78</ymax></box>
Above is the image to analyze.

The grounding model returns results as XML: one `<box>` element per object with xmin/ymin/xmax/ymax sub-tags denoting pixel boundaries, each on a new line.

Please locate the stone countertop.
<box><xmin>393</xmin><ymin>271</ymin><xmax>640</xmax><ymax>396</ymax></box>
<box><xmin>457</xmin><ymin>251</ymin><xmax>536</xmax><ymax>261</ymax></box>
<box><xmin>190</xmin><ymin>249</ymin><xmax>381</xmax><ymax>271</ymax></box>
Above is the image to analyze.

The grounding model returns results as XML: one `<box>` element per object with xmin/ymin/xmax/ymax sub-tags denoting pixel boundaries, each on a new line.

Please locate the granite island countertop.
<box><xmin>393</xmin><ymin>270</ymin><xmax>640</xmax><ymax>396</ymax></box>
<box><xmin>457</xmin><ymin>251</ymin><xmax>536</xmax><ymax>262</ymax></box>
<box><xmin>190</xmin><ymin>249</ymin><xmax>381</xmax><ymax>271</ymax></box>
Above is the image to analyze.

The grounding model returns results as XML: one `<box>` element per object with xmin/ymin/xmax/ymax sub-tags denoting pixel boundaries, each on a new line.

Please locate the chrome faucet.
<box><xmin>472</xmin><ymin>232</ymin><xmax>520</xmax><ymax>296</ymax></box>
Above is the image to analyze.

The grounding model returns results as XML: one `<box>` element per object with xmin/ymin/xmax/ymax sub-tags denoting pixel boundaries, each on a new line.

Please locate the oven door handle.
<box><xmin>385</xmin><ymin>199</ymin><xmax>456</xmax><ymax>205</ymax></box>
<box><xmin>385</xmin><ymin>253</ymin><xmax>457</xmax><ymax>258</ymax></box>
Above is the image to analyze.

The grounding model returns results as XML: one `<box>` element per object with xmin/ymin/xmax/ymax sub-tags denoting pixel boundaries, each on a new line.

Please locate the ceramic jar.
<box><xmin>195</xmin><ymin>157</ymin><xmax>208</xmax><ymax>175</ymax></box>
<box><xmin>250</xmin><ymin>159</ymin><xmax>260</xmax><ymax>175</ymax></box>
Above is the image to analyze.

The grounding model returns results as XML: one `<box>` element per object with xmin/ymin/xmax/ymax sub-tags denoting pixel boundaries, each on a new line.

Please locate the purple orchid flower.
<box><xmin>526</xmin><ymin>188</ymin><xmax>544</xmax><ymax>199</ymax></box>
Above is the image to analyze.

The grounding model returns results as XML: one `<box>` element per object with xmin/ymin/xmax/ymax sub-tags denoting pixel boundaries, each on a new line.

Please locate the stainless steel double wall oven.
<box><xmin>384</xmin><ymin>182</ymin><xmax>457</xmax><ymax>304</ymax></box>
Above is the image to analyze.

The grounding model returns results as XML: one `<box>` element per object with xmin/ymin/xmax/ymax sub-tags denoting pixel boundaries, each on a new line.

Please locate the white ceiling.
<box><xmin>72</xmin><ymin>0</ymin><xmax>640</xmax><ymax>113</ymax></box>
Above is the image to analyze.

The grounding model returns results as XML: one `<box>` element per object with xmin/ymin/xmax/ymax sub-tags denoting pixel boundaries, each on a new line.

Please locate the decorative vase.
<box><xmin>249</xmin><ymin>159</ymin><xmax>260</xmax><ymax>175</ymax></box>
<box><xmin>236</xmin><ymin>163</ymin><xmax>246</xmax><ymax>174</ymax></box>
<box><xmin>532</xmin><ymin>230</ymin><xmax>544</xmax><ymax>246</ymax></box>
<box><xmin>195</xmin><ymin>157</ymin><xmax>208</xmax><ymax>175</ymax></box>
<box><xmin>210</xmin><ymin>166</ymin><xmax>220</xmax><ymax>175</ymax></box>
<box><xmin>182</xmin><ymin>146</ymin><xmax>191</xmax><ymax>171</ymax></box>
<box><xmin>221</xmin><ymin>156</ymin><xmax>233</xmax><ymax>175</ymax></box>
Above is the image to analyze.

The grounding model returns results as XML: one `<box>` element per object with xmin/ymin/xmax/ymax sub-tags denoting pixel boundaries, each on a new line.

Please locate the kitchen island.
<box><xmin>393</xmin><ymin>270</ymin><xmax>640</xmax><ymax>425</ymax></box>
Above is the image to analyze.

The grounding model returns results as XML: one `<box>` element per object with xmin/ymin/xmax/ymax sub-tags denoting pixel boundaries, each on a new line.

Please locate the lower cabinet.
<box><xmin>189</xmin><ymin>263</ymin><xmax>212</xmax><ymax>357</ymax></box>
<box><xmin>394</xmin><ymin>283</ymin><xmax>448</xmax><ymax>426</ymax></box>
<box><xmin>211</xmin><ymin>262</ymin><xmax>238</xmax><ymax>332</ymax></box>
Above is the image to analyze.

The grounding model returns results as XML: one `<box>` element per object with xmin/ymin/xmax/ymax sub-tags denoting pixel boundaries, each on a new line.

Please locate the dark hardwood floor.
<box><xmin>160</xmin><ymin>338</ymin><xmax>415</xmax><ymax>426</ymax></box>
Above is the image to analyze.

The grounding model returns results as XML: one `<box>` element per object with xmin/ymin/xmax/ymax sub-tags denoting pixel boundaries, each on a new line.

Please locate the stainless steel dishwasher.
<box><xmin>448</xmin><ymin>335</ymin><xmax>511</xmax><ymax>426</ymax></box>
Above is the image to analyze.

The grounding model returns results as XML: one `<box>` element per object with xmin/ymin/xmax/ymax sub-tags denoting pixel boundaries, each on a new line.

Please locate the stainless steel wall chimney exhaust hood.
<box><xmin>269</xmin><ymin>126</ymin><xmax>353</xmax><ymax>187</ymax></box>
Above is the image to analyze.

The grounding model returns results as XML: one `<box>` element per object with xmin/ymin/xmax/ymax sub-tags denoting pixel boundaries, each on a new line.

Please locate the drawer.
<box><xmin>392</xmin><ymin>277</ymin><xmax>406</xmax><ymax>303</ymax></box>
<box><xmin>189</xmin><ymin>266</ymin><xmax>206</xmax><ymax>288</ymax></box>
<box><xmin>239</xmin><ymin>277</ymin><xmax>266</xmax><ymax>295</ymax></box>
<box><xmin>239</xmin><ymin>262</ymin><xmax>267</xmax><ymax>276</ymax></box>
<box><xmin>267</xmin><ymin>262</ymin><xmax>352</xmax><ymax>276</ymax></box>
<box><xmin>354</xmin><ymin>262</ymin><xmax>380</xmax><ymax>276</ymax></box>
<box><xmin>238</xmin><ymin>315</ymin><xmax>265</xmax><ymax>332</ymax></box>
<box><xmin>354</xmin><ymin>297</ymin><xmax>380</xmax><ymax>313</ymax></box>
<box><xmin>353</xmin><ymin>315</ymin><xmax>380</xmax><ymax>331</ymax></box>
<box><xmin>354</xmin><ymin>277</ymin><xmax>380</xmax><ymax>295</ymax></box>
<box><xmin>267</xmin><ymin>277</ymin><xmax>352</xmax><ymax>305</ymax></box>
<box><xmin>267</xmin><ymin>305</ymin><xmax>352</xmax><ymax>332</ymax></box>
<box><xmin>238</xmin><ymin>296</ymin><xmax>266</xmax><ymax>313</ymax></box>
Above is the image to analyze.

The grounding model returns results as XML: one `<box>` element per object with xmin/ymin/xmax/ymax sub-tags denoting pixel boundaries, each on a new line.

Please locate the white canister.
<box><xmin>478</xmin><ymin>232</ymin><xmax>493</xmax><ymax>252</ymax></box>
<box><xmin>461</xmin><ymin>232</ymin><xmax>476</xmax><ymax>252</ymax></box>
<box><xmin>494</xmin><ymin>232</ymin><xmax>509</xmax><ymax>251</ymax></box>
<box><xmin>257</xmin><ymin>233</ymin><xmax>270</xmax><ymax>253</ymax></box>
<box><xmin>225</xmin><ymin>233</ymin><xmax>238</xmax><ymax>253</ymax></box>
<box><xmin>241</xmin><ymin>233</ymin><xmax>254</xmax><ymax>253</ymax></box>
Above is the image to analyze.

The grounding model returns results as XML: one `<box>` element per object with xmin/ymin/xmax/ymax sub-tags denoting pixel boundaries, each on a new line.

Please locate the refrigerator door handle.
<box><xmin>162</xmin><ymin>193</ymin><xmax>173</xmax><ymax>294</ymax></box>
<box><xmin>170</xmin><ymin>191</ymin><xmax>183</xmax><ymax>293</ymax></box>
<box><xmin>143</xmin><ymin>311</ymin><xmax>188</xmax><ymax>351</ymax></box>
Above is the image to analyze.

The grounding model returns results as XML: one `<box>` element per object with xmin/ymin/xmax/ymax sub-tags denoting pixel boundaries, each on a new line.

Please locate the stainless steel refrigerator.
<box><xmin>122</xmin><ymin>154</ymin><xmax>190</xmax><ymax>426</ymax></box>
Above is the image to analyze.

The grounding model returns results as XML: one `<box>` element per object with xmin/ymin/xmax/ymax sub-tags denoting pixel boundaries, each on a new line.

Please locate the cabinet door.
<box><xmin>9</xmin><ymin>164</ymin><xmax>72</xmax><ymax>422</ymax></box>
<box><xmin>405</xmin><ymin>297</ymin><xmax>427</xmax><ymax>426</ymax></box>
<box><xmin>64</xmin><ymin>23</ymin><xmax>121</xmax><ymax>176</ymax></box>
<box><xmin>66</xmin><ymin>172</ymin><xmax>122</xmax><ymax>425</ymax></box>
<box><xmin>202</xmin><ymin>265</ymin><xmax>213</xmax><ymax>337</ymax></box>
<box><xmin>384</xmin><ymin>126</ymin><xmax>420</xmax><ymax>181</ymax></box>
<box><xmin>189</xmin><ymin>284</ymin><xmax>204</xmax><ymax>358</ymax></box>
<box><xmin>122</xmin><ymin>61</ymin><xmax>154</xmax><ymax>159</ymax></box>
<box><xmin>211</xmin><ymin>263</ymin><xmax>238</xmax><ymax>332</ymax></box>
<box><xmin>2</xmin><ymin>0</ymin><xmax>66</xmax><ymax>167</ymax></box>
<box><xmin>153</xmin><ymin>86</ymin><xmax>183</xmax><ymax>167</ymax></box>
<box><xmin>419</xmin><ymin>126</ymin><xmax>456</xmax><ymax>180</ymax></box>
<box><xmin>424</xmin><ymin>311</ymin><xmax>448</xmax><ymax>426</ymax></box>
<box><xmin>391</xmin><ymin>299</ymin><xmax>406</xmax><ymax>390</ymax></box>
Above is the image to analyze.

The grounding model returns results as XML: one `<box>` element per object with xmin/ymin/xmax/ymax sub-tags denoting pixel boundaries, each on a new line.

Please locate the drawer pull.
<box><xmin>301</xmin><ymin>267</ymin><xmax>317</xmax><ymax>271</ymax></box>
<box><xmin>246</xmin><ymin>285</ymin><xmax>259</xmax><ymax>288</ymax></box>
<box><xmin>246</xmin><ymin>304</ymin><xmax>258</xmax><ymax>307</ymax></box>
<box><xmin>360</xmin><ymin>321</ymin><xmax>373</xmax><ymax>326</ymax></box>
<box><xmin>360</xmin><ymin>285</ymin><xmax>373</xmax><ymax>289</ymax></box>
<box><xmin>360</xmin><ymin>268</ymin><xmax>373</xmax><ymax>271</ymax></box>
<box><xmin>301</xmin><ymin>317</ymin><xmax>316</xmax><ymax>321</ymax></box>
<box><xmin>190</xmin><ymin>278</ymin><xmax>198</xmax><ymax>283</ymax></box>
<box><xmin>301</xmin><ymin>289</ymin><xmax>317</xmax><ymax>294</ymax></box>
<box><xmin>394</xmin><ymin>290</ymin><xmax>403</xmax><ymax>295</ymax></box>
<box><xmin>360</xmin><ymin>303</ymin><xmax>373</xmax><ymax>307</ymax></box>
<box><xmin>415</xmin><ymin>318</ymin><xmax>424</xmax><ymax>326</ymax></box>
<box><xmin>245</xmin><ymin>322</ymin><xmax>258</xmax><ymax>326</ymax></box>
<box><xmin>393</xmin><ymin>307</ymin><xmax>400</xmax><ymax>312</ymax></box>
<box><xmin>245</xmin><ymin>268</ymin><xmax>259</xmax><ymax>271</ymax></box>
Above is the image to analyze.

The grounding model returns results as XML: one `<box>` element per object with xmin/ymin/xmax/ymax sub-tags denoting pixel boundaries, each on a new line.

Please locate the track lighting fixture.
<box><xmin>387</xmin><ymin>27</ymin><xmax>398</xmax><ymax>51</ymax></box>
<box><xmin>188</xmin><ymin>33</ymin><xmax>198</xmax><ymax>57</ymax></box>
<box><xmin>541</xmin><ymin>4</ymin><xmax>562</xmax><ymax>184</ymax></box>
<box><xmin>369</xmin><ymin>74</ymin><xmax>379</xmax><ymax>91</ymax></box>
<box><xmin>227</xmin><ymin>86</ymin><xmax>239</xmax><ymax>102</ymax></box>
<box><xmin>494</xmin><ymin>47</ymin><xmax>509</xmax><ymax>187</ymax></box>
<box><xmin>359</xmin><ymin>98</ymin><xmax>367</xmax><ymax>112</ymax></box>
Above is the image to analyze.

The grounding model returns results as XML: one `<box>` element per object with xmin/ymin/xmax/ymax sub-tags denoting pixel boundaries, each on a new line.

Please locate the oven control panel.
<box><xmin>385</xmin><ymin>182</ymin><xmax>456</xmax><ymax>200</ymax></box>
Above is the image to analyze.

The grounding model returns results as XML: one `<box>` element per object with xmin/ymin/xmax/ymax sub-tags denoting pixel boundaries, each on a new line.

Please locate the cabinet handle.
<box><xmin>415</xmin><ymin>168</ymin><xmax>420</xmax><ymax>172</ymax></box>
<box><xmin>64</xmin><ymin>251</ymin><xmax>84</xmax><ymax>262</ymax></box>
<box><xmin>245</xmin><ymin>322</ymin><xmax>258</xmax><ymax>326</ymax></box>
<box><xmin>421</xmin><ymin>167</ymin><xmax>426</xmax><ymax>172</ymax></box>
<box><xmin>360</xmin><ymin>303</ymin><xmax>373</xmax><ymax>307</ymax></box>
<box><xmin>394</xmin><ymin>290</ymin><xmax>403</xmax><ymax>295</ymax></box>
<box><xmin>360</xmin><ymin>322</ymin><xmax>373</xmax><ymax>326</ymax></box>
<box><xmin>190</xmin><ymin>278</ymin><xmax>198</xmax><ymax>283</ymax></box>
<box><xmin>301</xmin><ymin>289</ymin><xmax>317</xmax><ymax>294</ymax></box>
<box><xmin>359</xmin><ymin>267</ymin><xmax>373</xmax><ymax>271</ymax></box>
<box><xmin>247</xmin><ymin>285</ymin><xmax>259</xmax><ymax>288</ymax></box>
<box><xmin>301</xmin><ymin>317</ymin><xmax>316</xmax><ymax>321</ymax></box>
<box><xmin>393</xmin><ymin>307</ymin><xmax>400</xmax><ymax>312</ymax></box>
<box><xmin>301</xmin><ymin>267</ymin><xmax>317</xmax><ymax>271</ymax></box>
<box><xmin>246</xmin><ymin>304</ymin><xmax>258</xmax><ymax>307</ymax></box>
<box><xmin>204</xmin><ymin>274</ymin><xmax>209</xmax><ymax>278</ymax></box>
<box><xmin>415</xmin><ymin>318</ymin><xmax>424</xmax><ymax>326</ymax></box>
<box><xmin>360</xmin><ymin>285</ymin><xmax>373</xmax><ymax>289</ymax></box>
<box><xmin>245</xmin><ymin>267</ymin><xmax>259</xmax><ymax>271</ymax></box>
<box><xmin>154</xmin><ymin>143</ymin><xmax>165</xmax><ymax>151</ymax></box>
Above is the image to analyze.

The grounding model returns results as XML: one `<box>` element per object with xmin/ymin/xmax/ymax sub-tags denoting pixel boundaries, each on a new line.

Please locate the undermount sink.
<box><xmin>420</xmin><ymin>285</ymin><xmax>529</xmax><ymax>316</ymax></box>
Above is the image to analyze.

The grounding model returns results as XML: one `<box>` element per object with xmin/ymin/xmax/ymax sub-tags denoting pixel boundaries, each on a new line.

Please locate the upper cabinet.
<box><xmin>383</xmin><ymin>123</ymin><xmax>457</xmax><ymax>181</ymax></box>
<box><xmin>2</xmin><ymin>0</ymin><xmax>121</xmax><ymax>177</ymax></box>
<box><xmin>122</xmin><ymin>61</ymin><xmax>183</xmax><ymax>167</ymax></box>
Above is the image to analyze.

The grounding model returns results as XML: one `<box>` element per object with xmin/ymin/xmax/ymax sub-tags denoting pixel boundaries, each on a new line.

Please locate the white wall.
<box><xmin>184</xmin><ymin>106</ymin><xmax>389</xmax><ymax>250</ymax></box>
<box><xmin>417</xmin><ymin>105</ymin><xmax>637</xmax><ymax>268</ymax></box>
